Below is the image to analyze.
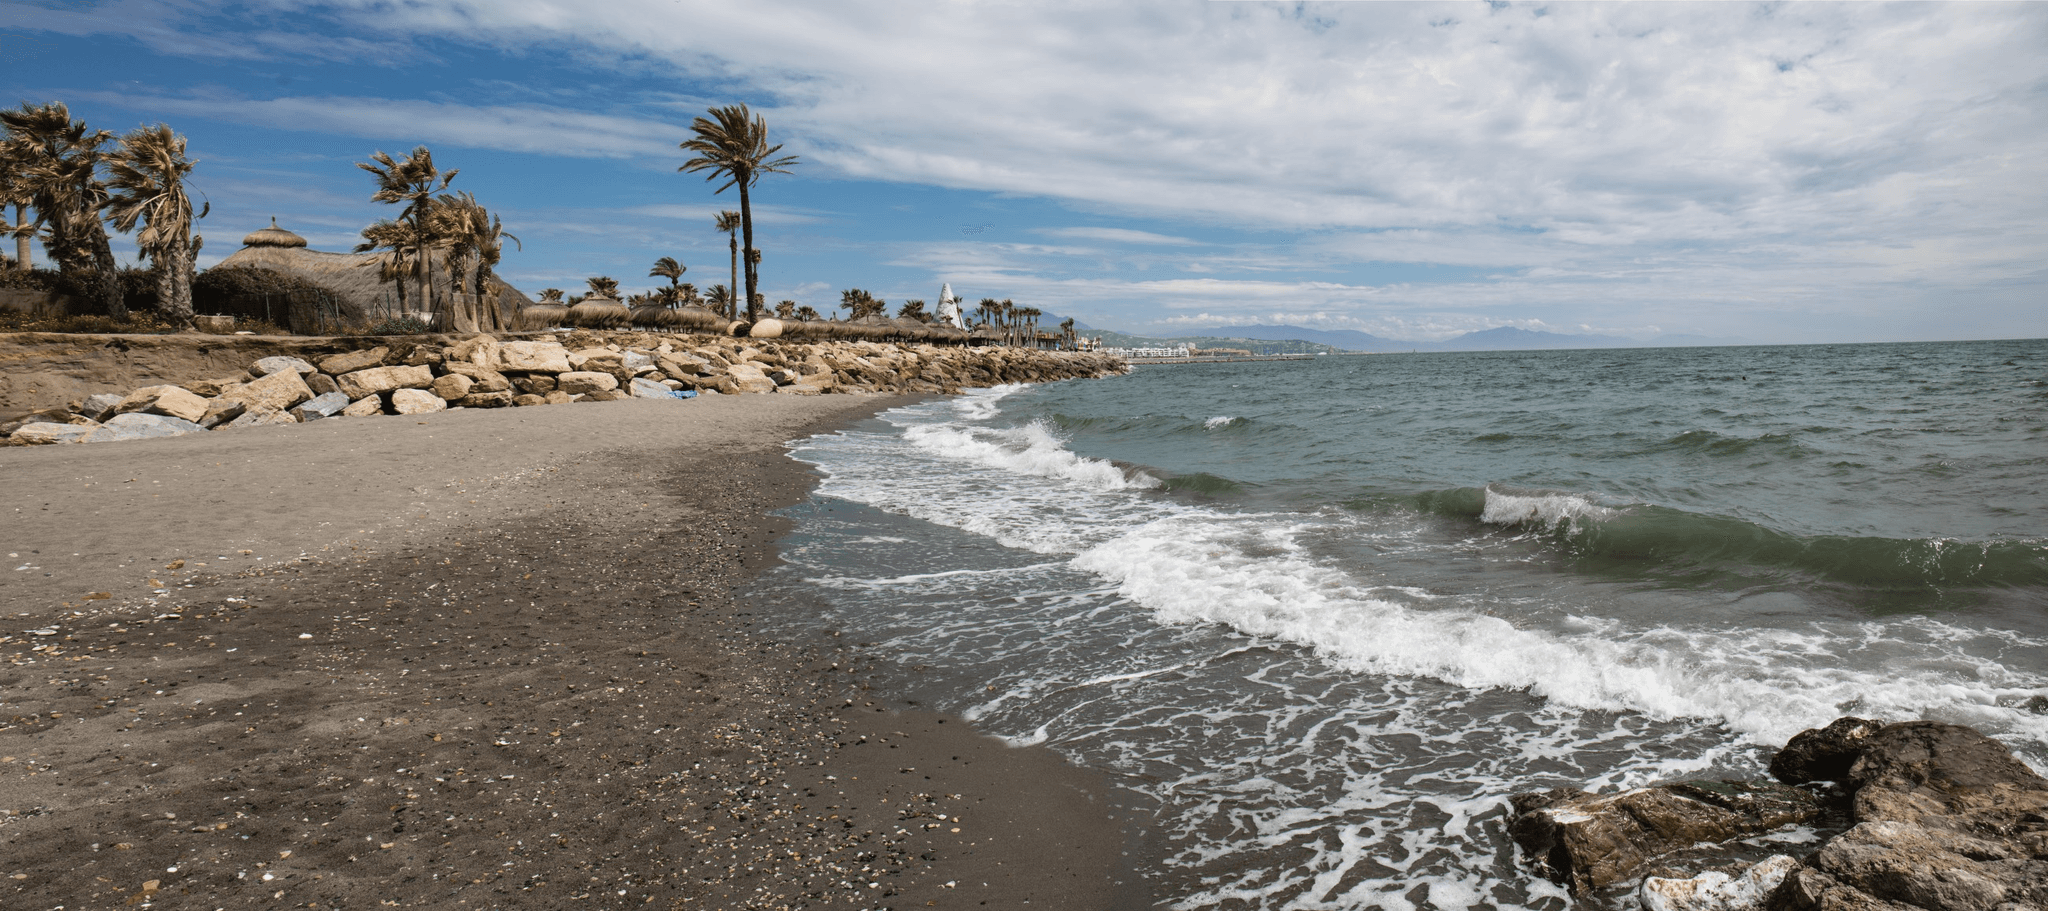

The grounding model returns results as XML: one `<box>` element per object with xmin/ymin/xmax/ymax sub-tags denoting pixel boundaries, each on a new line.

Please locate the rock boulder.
<box><xmin>430</xmin><ymin>373</ymin><xmax>473</xmax><ymax>401</ymax></box>
<box><xmin>11</xmin><ymin>421</ymin><xmax>100</xmax><ymax>444</ymax></box>
<box><xmin>495</xmin><ymin>340</ymin><xmax>573</xmax><ymax>374</ymax></box>
<box><xmin>1510</xmin><ymin>780</ymin><xmax>1821</xmax><ymax>893</ymax></box>
<box><xmin>439</xmin><ymin>361</ymin><xmax>512</xmax><ymax>393</ymax></box>
<box><xmin>219</xmin><ymin>369</ymin><xmax>314</xmax><ymax>413</ymax></box>
<box><xmin>114</xmin><ymin>385</ymin><xmax>210</xmax><ymax>423</ymax></box>
<box><xmin>390</xmin><ymin>388</ymin><xmax>446</xmax><ymax>415</ymax></box>
<box><xmin>555</xmin><ymin>371</ymin><xmax>618</xmax><ymax>395</ymax></box>
<box><xmin>1767</xmin><ymin>720</ymin><xmax>2048</xmax><ymax>911</ymax></box>
<box><xmin>291</xmin><ymin>391</ymin><xmax>351</xmax><ymax>422</ymax></box>
<box><xmin>251</xmin><ymin>355</ymin><xmax>316</xmax><ymax>377</ymax></box>
<box><xmin>317</xmin><ymin>347</ymin><xmax>388</xmax><ymax>376</ymax></box>
<box><xmin>79</xmin><ymin>392</ymin><xmax>125</xmax><ymax>421</ymax></box>
<box><xmin>336</xmin><ymin>364</ymin><xmax>433</xmax><ymax>400</ymax></box>
<box><xmin>83</xmin><ymin>412</ymin><xmax>209</xmax><ymax>443</ymax></box>
<box><xmin>224</xmin><ymin>406</ymin><xmax>298</xmax><ymax>429</ymax></box>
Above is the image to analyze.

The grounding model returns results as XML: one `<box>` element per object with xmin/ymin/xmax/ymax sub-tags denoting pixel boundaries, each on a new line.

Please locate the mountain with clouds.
<box><xmin>1203</xmin><ymin>325</ymin><xmax>1414</xmax><ymax>352</ymax></box>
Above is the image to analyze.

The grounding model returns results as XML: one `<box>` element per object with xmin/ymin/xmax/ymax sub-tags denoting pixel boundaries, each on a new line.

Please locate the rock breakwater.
<box><xmin>0</xmin><ymin>330</ymin><xmax>1126</xmax><ymax>444</ymax></box>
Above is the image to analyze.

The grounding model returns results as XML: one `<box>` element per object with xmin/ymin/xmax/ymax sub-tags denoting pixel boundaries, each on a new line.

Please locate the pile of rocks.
<box><xmin>1510</xmin><ymin>716</ymin><xmax>2048</xmax><ymax>910</ymax></box>
<box><xmin>1</xmin><ymin>332</ymin><xmax>1127</xmax><ymax>445</ymax></box>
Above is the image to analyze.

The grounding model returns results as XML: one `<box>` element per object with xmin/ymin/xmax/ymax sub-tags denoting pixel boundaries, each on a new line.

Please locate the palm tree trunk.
<box><xmin>158</xmin><ymin>236</ymin><xmax>194</xmax><ymax>329</ymax></box>
<box><xmin>738</xmin><ymin>180</ymin><xmax>759</xmax><ymax>322</ymax></box>
<box><xmin>727</xmin><ymin>234</ymin><xmax>739</xmax><ymax>321</ymax></box>
<box><xmin>87</xmin><ymin>227</ymin><xmax>125</xmax><ymax>320</ymax></box>
<box><xmin>12</xmin><ymin>204</ymin><xmax>30</xmax><ymax>270</ymax></box>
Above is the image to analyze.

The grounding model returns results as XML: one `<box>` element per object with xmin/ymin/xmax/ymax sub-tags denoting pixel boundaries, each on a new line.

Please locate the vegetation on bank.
<box><xmin>3</xmin><ymin>99</ymin><xmax>1079</xmax><ymax>347</ymax></box>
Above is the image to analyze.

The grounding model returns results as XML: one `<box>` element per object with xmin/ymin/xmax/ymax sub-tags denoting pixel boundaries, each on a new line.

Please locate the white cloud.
<box><xmin>69</xmin><ymin>90</ymin><xmax>685</xmax><ymax>158</ymax></box>
<box><xmin>1035</xmin><ymin>227</ymin><xmax>1204</xmax><ymax>246</ymax></box>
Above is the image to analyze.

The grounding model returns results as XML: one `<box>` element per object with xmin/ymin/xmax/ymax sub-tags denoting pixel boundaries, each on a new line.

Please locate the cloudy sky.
<box><xmin>5</xmin><ymin>0</ymin><xmax>2044</xmax><ymax>343</ymax></box>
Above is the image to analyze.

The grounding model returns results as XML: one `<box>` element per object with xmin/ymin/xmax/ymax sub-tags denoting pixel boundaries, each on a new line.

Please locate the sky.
<box><xmin>3</xmin><ymin>0</ymin><xmax>2044</xmax><ymax>344</ymax></box>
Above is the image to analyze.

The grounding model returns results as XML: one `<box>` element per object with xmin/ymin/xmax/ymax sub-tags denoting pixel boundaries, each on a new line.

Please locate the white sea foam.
<box><xmin>1205</xmin><ymin>415</ymin><xmax>1237</xmax><ymax>430</ymax></box>
<box><xmin>1480</xmin><ymin>486</ymin><xmax>1618</xmax><ymax>526</ymax></box>
<box><xmin>1067</xmin><ymin>512</ymin><xmax>2048</xmax><ymax>747</ymax></box>
<box><xmin>904</xmin><ymin>420</ymin><xmax>1158</xmax><ymax>491</ymax></box>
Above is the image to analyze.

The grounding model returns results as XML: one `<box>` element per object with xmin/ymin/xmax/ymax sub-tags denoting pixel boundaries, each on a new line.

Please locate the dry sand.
<box><xmin>0</xmin><ymin>395</ymin><xmax>1151</xmax><ymax>909</ymax></box>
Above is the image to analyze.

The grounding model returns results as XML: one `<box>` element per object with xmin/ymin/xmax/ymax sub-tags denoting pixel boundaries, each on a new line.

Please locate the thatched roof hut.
<box><xmin>212</xmin><ymin>218</ymin><xmax>534</xmax><ymax>325</ymax></box>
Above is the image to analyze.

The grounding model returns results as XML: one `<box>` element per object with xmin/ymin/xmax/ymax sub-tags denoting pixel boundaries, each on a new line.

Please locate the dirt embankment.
<box><xmin>0</xmin><ymin>332</ymin><xmax>490</xmax><ymax>422</ymax></box>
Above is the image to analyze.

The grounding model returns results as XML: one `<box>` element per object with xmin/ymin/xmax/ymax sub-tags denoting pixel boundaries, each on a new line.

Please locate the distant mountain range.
<box><xmin>1076</xmin><ymin>322</ymin><xmax>1752</xmax><ymax>353</ymax></box>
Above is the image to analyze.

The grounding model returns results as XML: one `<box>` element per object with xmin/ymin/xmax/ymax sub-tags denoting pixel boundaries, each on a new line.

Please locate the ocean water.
<box><xmin>749</xmin><ymin>339</ymin><xmax>2048</xmax><ymax>909</ymax></box>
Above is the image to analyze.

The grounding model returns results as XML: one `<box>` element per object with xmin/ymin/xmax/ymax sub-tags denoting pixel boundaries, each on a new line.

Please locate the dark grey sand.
<box><xmin>0</xmin><ymin>395</ymin><xmax>1148</xmax><ymax>909</ymax></box>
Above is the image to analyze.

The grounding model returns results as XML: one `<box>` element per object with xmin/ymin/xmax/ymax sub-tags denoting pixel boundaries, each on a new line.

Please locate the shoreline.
<box><xmin>0</xmin><ymin>394</ymin><xmax>1150</xmax><ymax>909</ymax></box>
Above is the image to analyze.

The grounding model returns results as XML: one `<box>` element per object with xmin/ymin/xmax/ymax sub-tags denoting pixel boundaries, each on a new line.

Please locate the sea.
<box><xmin>745</xmin><ymin>339</ymin><xmax>2048</xmax><ymax>910</ymax></box>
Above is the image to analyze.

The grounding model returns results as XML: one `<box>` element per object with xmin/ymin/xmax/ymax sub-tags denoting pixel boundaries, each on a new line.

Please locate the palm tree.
<box><xmin>649</xmin><ymin>255</ymin><xmax>687</xmax><ymax>308</ymax></box>
<box><xmin>0</xmin><ymin>144</ymin><xmax>36</xmax><ymax>271</ymax></box>
<box><xmin>538</xmin><ymin>288</ymin><xmax>565</xmax><ymax>303</ymax></box>
<box><xmin>794</xmin><ymin>304</ymin><xmax>820</xmax><ymax>322</ymax></box>
<box><xmin>898</xmin><ymin>299</ymin><xmax>930</xmax><ymax>322</ymax></box>
<box><xmin>676</xmin><ymin>281</ymin><xmax>699</xmax><ymax>306</ymax></box>
<box><xmin>706</xmin><ymin>283</ymin><xmax>734</xmax><ymax>319</ymax></box>
<box><xmin>679</xmin><ymin>104</ymin><xmax>799</xmax><ymax>322</ymax></box>
<box><xmin>430</xmin><ymin>191</ymin><xmax>519</xmax><ymax>332</ymax></box>
<box><xmin>355</xmin><ymin>218</ymin><xmax>427</xmax><ymax>315</ymax></box>
<box><xmin>586</xmin><ymin>276</ymin><xmax>620</xmax><ymax>300</ymax></box>
<box><xmin>357</xmin><ymin>146</ymin><xmax>456</xmax><ymax>326</ymax></box>
<box><xmin>1</xmin><ymin>102</ymin><xmax>123</xmax><ymax>317</ymax></box>
<box><xmin>840</xmin><ymin>288</ymin><xmax>887</xmax><ymax>320</ymax></box>
<box><xmin>1059</xmin><ymin>317</ymin><xmax>1076</xmax><ymax>350</ymax></box>
<box><xmin>774</xmin><ymin>299</ymin><xmax>796</xmax><ymax>320</ymax></box>
<box><xmin>105</xmin><ymin>123</ymin><xmax>205</xmax><ymax>329</ymax></box>
<box><xmin>712</xmin><ymin>210</ymin><xmax>741</xmax><ymax>314</ymax></box>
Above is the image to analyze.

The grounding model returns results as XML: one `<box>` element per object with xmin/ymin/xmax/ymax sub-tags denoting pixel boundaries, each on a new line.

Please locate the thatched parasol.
<box><xmin>567</xmin><ymin>298</ymin><xmax>630</xmax><ymax>330</ymax></box>
<box><xmin>669</xmin><ymin>305</ymin><xmax>729</xmax><ymax>334</ymax></box>
<box><xmin>891</xmin><ymin>317</ymin><xmax>937</xmax><ymax>341</ymax></box>
<box><xmin>517</xmin><ymin>304</ymin><xmax>569</xmax><ymax>330</ymax></box>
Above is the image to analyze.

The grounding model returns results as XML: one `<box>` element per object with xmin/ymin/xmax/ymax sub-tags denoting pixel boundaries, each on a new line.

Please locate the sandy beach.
<box><xmin>0</xmin><ymin>394</ymin><xmax>1149</xmax><ymax>909</ymax></box>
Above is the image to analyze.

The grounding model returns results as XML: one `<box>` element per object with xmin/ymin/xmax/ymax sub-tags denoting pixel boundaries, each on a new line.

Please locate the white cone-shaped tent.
<box><xmin>936</xmin><ymin>282</ymin><xmax>964</xmax><ymax>329</ymax></box>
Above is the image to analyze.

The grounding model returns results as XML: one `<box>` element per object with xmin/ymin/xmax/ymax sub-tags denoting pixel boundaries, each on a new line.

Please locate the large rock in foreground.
<box><xmin>83</xmin><ymin>412</ymin><xmax>208</xmax><ymax>443</ymax></box>
<box><xmin>1768</xmin><ymin>720</ymin><xmax>2048</xmax><ymax>911</ymax></box>
<box><xmin>1511</xmin><ymin>780</ymin><xmax>1821</xmax><ymax>893</ymax></box>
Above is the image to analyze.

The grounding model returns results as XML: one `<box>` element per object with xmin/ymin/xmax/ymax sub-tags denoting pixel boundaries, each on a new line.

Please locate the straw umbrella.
<box><xmin>518</xmin><ymin>303</ymin><xmax>568</xmax><ymax>330</ymax></box>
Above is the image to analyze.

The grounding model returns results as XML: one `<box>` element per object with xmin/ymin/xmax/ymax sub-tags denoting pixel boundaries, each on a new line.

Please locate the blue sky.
<box><xmin>4</xmin><ymin>0</ymin><xmax>2043</xmax><ymax>343</ymax></box>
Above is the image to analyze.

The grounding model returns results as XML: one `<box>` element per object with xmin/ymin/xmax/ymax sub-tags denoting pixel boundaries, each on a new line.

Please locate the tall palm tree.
<box><xmin>774</xmin><ymin>299</ymin><xmax>796</xmax><ymax>320</ymax></box>
<box><xmin>106</xmin><ymin>123</ymin><xmax>205</xmax><ymax>329</ymax></box>
<box><xmin>712</xmin><ymin>210</ymin><xmax>741</xmax><ymax>314</ymax></box>
<box><xmin>679</xmin><ymin>104</ymin><xmax>799</xmax><ymax>322</ymax></box>
<box><xmin>2</xmin><ymin>101</ymin><xmax>123</xmax><ymax>316</ymax></box>
<box><xmin>649</xmin><ymin>255</ymin><xmax>686</xmax><ymax>308</ymax></box>
<box><xmin>358</xmin><ymin>146</ymin><xmax>456</xmax><ymax>326</ymax></box>
<box><xmin>1059</xmin><ymin>317</ymin><xmax>1076</xmax><ymax>351</ymax></box>
<box><xmin>794</xmin><ymin>304</ymin><xmax>820</xmax><ymax>322</ymax></box>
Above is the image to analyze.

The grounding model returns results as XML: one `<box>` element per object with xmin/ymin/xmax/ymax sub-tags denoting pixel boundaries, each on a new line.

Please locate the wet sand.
<box><xmin>0</xmin><ymin>395</ymin><xmax>1149</xmax><ymax>909</ymax></box>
